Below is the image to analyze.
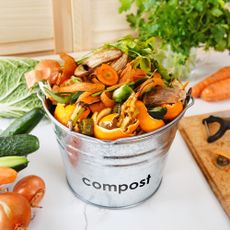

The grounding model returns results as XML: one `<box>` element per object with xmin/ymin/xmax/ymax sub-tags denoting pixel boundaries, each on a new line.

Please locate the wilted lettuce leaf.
<box><xmin>0</xmin><ymin>58</ymin><xmax>42</xmax><ymax>118</ymax></box>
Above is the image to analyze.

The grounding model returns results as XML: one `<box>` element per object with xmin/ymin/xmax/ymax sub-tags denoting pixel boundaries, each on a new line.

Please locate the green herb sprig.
<box><xmin>119</xmin><ymin>0</ymin><xmax>230</xmax><ymax>58</ymax></box>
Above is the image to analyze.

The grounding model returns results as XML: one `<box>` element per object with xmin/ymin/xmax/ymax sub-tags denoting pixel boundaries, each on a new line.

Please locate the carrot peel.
<box><xmin>100</xmin><ymin>91</ymin><xmax>115</xmax><ymax>107</ymax></box>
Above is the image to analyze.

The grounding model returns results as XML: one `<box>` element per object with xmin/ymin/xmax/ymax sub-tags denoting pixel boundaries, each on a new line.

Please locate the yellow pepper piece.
<box><xmin>136</xmin><ymin>100</ymin><xmax>165</xmax><ymax>132</ymax></box>
<box><xmin>163</xmin><ymin>101</ymin><xmax>183</xmax><ymax>120</ymax></box>
<box><xmin>54</xmin><ymin>103</ymin><xmax>76</xmax><ymax>125</ymax></box>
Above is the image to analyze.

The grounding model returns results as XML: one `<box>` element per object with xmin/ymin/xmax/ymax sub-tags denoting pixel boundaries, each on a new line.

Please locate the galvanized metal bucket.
<box><xmin>38</xmin><ymin>92</ymin><xmax>193</xmax><ymax>208</ymax></box>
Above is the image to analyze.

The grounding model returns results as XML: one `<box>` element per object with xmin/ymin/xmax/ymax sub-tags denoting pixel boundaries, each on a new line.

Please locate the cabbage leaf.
<box><xmin>0</xmin><ymin>58</ymin><xmax>42</xmax><ymax>118</ymax></box>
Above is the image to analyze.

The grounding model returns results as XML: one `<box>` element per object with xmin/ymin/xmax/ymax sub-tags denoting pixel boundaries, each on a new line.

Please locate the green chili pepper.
<box><xmin>79</xmin><ymin>118</ymin><xmax>94</xmax><ymax>136</ymax></box>
<box><xmin>112</xmin><ymin>84</ymin><xmax>133</xmax><ymax>103</ymax></box>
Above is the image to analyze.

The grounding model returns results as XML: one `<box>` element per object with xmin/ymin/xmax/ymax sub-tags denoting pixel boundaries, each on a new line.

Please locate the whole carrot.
<box><xmin>192</xmin><ymin>66</ymin><xmax>230</xmax><ymax>98</ymax></box>
<box><xmin>0</xmin><ymin>167</ymin><xmax>17</xmax><ymax>184</ymax></box>
<box><xmin>200</xmin><ymin>78</ymin><xmax>230</xmax><ymax>101</ymax></box>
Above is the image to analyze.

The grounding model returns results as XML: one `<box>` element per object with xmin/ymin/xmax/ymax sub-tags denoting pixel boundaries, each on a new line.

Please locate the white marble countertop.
<box><xmin>1</xmin><ymin>50</ymin><xmax>230</xmax><ymax>230</ymax></box>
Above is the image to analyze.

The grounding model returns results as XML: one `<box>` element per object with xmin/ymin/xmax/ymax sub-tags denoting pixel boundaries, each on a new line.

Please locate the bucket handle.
<box><xmin>183</xmin><ymin>88</ymin><xmax>194</xmax><ymax>112</ymax></box>
<box><xmin>37</xmin><ymin>90</ymin><xmax>46</xmax><ymax>106</ymax></box>
<box><xmin>184</xmin><ymin>95</ymin><xmax>194</xmax><ymax>112</ymax></box>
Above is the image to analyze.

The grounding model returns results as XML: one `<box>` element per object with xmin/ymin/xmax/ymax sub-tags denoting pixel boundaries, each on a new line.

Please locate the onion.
<box><xmin>13</xmin><ymin>175</ymin><xmax>46</xmax><ymax>208</ymax></box>
<box><xmin>0</xmin><ymin>192</ymin><xmax>31</xmax><ymax>230</ymax></box>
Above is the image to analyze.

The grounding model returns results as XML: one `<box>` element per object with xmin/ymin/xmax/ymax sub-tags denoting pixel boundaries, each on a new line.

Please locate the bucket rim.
<box><xmin>37</xmin><ymin>91</ymin><xmax>194</xmax><ymax>145</ymax></box>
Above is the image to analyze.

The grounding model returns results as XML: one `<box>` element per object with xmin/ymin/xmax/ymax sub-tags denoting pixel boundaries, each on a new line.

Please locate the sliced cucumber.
<box><xmin>0</xmin><ymin>156</ymin><xmax>29</xmax><ymax>172</ymax></box>
<box><xmin>148</xmin><ymin>107</ymin><xmax>167</xmax><ymax>119</ymax></box>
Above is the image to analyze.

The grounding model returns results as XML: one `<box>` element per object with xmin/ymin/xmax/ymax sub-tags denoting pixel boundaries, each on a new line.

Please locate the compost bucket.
<box><xmin>38</xmin><ymin>92</ymin><xmax>193</xmax><ymax>208</ymax></box>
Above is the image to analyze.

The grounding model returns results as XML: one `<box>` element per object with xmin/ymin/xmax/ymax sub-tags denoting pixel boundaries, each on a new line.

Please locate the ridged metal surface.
<box><xmin>39</xmin><ymin>93</ymin><xmax>193</xmax><ymax>208</ymax></box>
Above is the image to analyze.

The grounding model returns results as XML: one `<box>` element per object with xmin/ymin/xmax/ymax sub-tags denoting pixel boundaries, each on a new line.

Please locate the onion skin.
<box><xmin>0</xmin><ymin>192</ymin><xmax>31</xmax><ymax>230</ymax></box>
<box><xmin>13</xmin><ymin>175</ymin><xmax>46</xmax><ymax>208</ymax></box>
<box><xmin>0</xmin><ymin>205</ymin><xmax>11</xmax><ymax>229</ymax></box>
<box><xmin>35</xmin><ymin>60</ymin><xmax>61</xmax><ymax>85</ymax></box>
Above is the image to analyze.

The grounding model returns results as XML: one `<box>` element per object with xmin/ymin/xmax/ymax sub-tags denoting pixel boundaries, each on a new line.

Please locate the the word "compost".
<box><xmin>82</xmin><ymin>174</ymin><xmax>151</xmax><ymax>194</ymax></box>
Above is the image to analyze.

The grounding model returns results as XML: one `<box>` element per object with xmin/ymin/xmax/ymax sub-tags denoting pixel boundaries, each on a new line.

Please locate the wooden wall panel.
<box><xmin>52</xmin><ymin>0</ymin><xmax>73</xmax><ymax>54</ymax></box>
<box><xmin>0</xmin><ymin>0</ymin><xmax>54</xmax><ymax>56</ymax></box>
<box><xmin>0</xmin><ymin>0</ymin><xmax>133</xmax><ymax>56</ymax></box>
<box><xmin>72</xmin><ymin>0</ymin><xmax>133</xmax><ymax>51</ymax></box>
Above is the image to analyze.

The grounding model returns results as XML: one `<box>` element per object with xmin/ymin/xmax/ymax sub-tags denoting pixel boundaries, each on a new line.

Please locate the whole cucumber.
<box><xmin>0</xmin><ymin>108</ymin><xmax>44</xmax><ymax>137</ymax></box>
<box><xmin>0</xmin><ymin>134</ymin><xmax>39</xmax><ymax>157</ymax></box>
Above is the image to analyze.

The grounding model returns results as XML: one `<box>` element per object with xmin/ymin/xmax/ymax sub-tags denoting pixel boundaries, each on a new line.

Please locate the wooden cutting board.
<box><xmin>179</xmin><ymin>111</ymin><xmax>230</xmax><ymax>219</ymax></box>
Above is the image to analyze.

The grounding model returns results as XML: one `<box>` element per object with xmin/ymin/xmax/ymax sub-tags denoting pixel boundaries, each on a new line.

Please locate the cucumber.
<box><xmin>0</xmin><ymin>108</ymin><xmax>44</xmax><ymax>137</ymax></box>
<box><xmin>148</xmin><ymin>107</ymin><xmax>167</xmax><ymax>119</ymax></box>
<box><xmin>0</xmin><ymin>156</ymin><xmax>29</xmax><ymax>172</ymax></box>
<box><xmin>0</xmin><ymin>134</ymin><xmax>39</xmax><ymax>157</ymax></box>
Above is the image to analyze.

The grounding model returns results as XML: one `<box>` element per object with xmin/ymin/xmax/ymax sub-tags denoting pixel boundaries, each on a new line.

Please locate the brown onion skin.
<box><xmin>13</xmin><ymin>175</ymin><xmax>46</xmax><ymax>208</ymax></box>
<box><xmin>0</xmin><ymin>192</ymin><xmax>31</xmax><ymax>230</ymax></box>
<box><xmin>35</xmin><ymin>60</ymin><xmax>61</xmax><ymax>84</ymax></box>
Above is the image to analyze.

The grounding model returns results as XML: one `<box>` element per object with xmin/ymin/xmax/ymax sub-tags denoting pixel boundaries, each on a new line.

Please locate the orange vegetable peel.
<box><xmin>92</xmin><ymin>108</ymin><xmax>139</xmax><ymax>140</ymax></box>
<box><xmin>162</xmin><ymin>101</ymin><xmax>183</xmax><ymax>120</ymax></box>
<box><xmin>136</xmin><ymin>100</ymin><xmax>165</xmax><ymax>132</ymax></box>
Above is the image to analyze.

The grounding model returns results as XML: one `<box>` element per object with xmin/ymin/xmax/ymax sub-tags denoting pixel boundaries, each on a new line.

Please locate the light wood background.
<box><xmin>0</xmin><ymin>0</ymin><xmax>54</xmax><ymax>56</ymax></box>
<box><xmin>0</xmin><ymin>0</ymin><xmax>133</xmax><ymax>56</ymax></box>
